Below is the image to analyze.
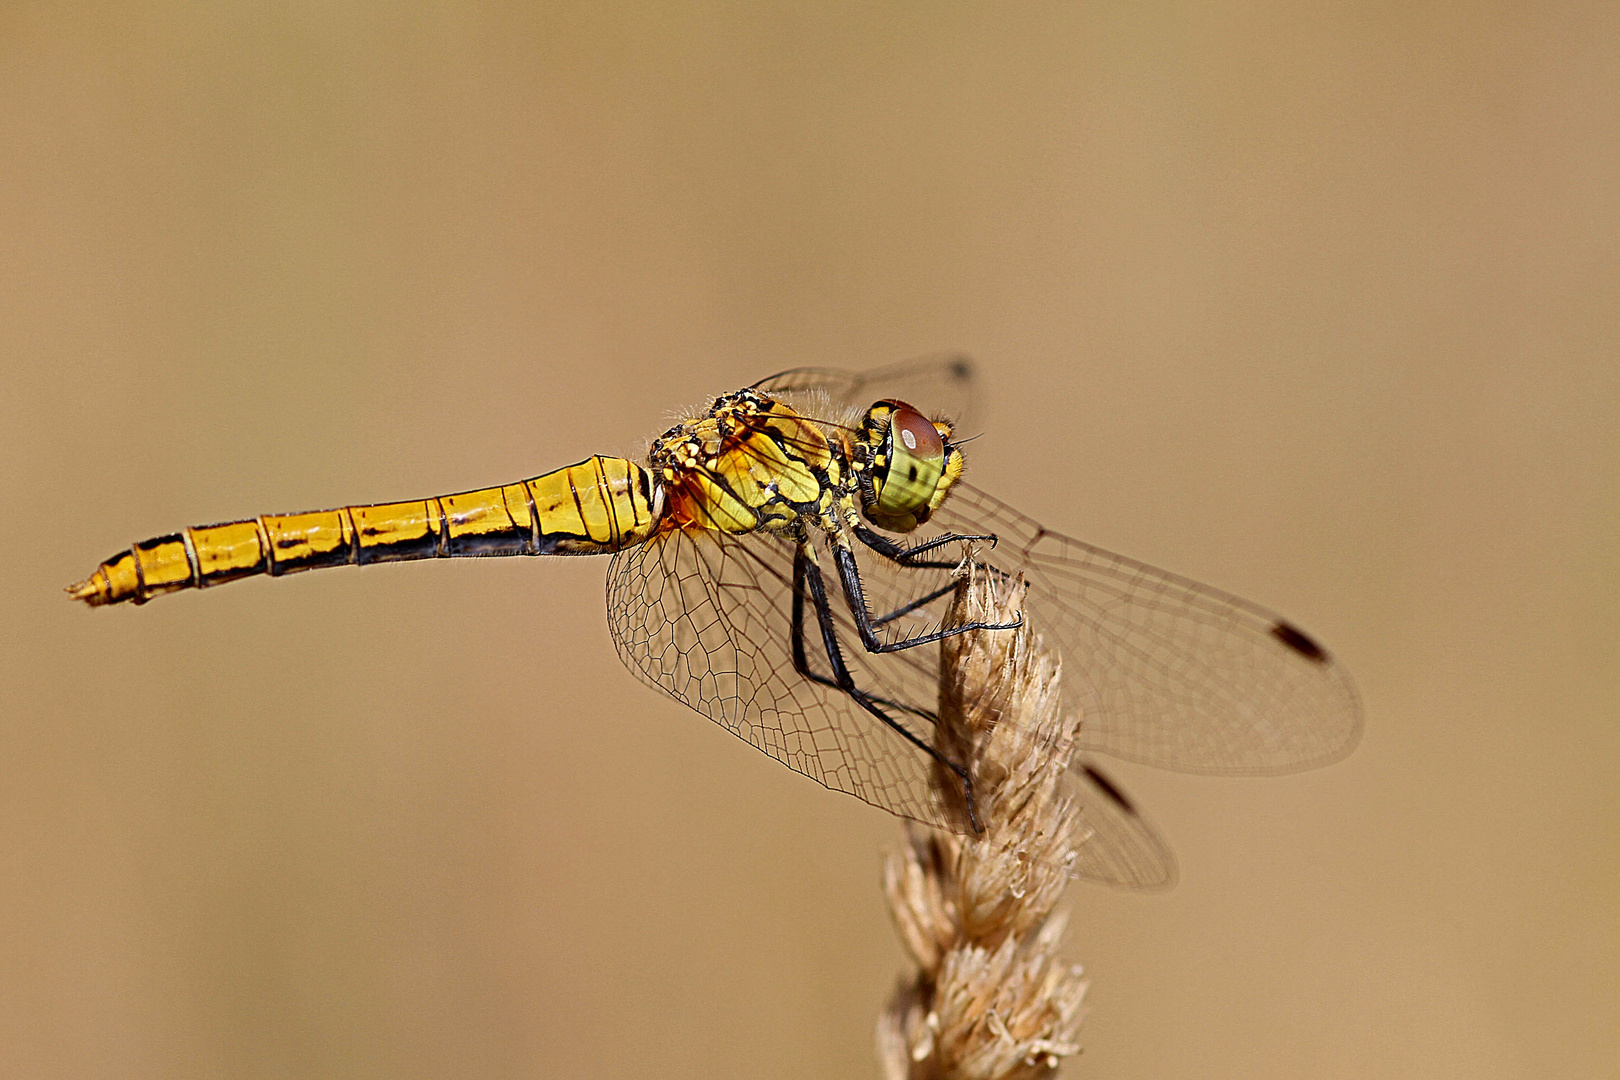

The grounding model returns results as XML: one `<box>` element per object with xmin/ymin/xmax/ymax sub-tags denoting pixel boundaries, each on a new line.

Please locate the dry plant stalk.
<box><xmin>878</xmin><ymin>563</ymin><xmax>1089</xmax><ymax>1080</ymax></box>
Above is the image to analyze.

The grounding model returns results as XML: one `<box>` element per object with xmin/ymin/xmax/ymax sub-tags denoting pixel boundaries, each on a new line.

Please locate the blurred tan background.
<box><xmin>2</xmin><ymin>4</ymin><xmax>1615</xmax><ymax>1078</ymax></box>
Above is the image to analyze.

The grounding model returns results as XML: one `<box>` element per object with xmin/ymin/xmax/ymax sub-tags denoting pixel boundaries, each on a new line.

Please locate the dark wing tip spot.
<box><xmin>1081</xmin><ymin>763</ymin><xmax>1136</xmax><ymax>815</ymax></box>
<box><xmin>946</xmin><ymin>356</ymin><xmax>973</xmax><ymax>380</ymax></box>
<box><xmin>1271</xmin><ymin>620</ymin><xmax>1329</xmax><ymax>663</ymax></box>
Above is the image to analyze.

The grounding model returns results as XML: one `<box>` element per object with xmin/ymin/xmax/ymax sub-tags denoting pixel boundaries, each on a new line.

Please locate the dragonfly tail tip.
<box><xmin>65</xmin><ymin>576</ymin><xmax>109</xmax><ymax>606</ymax></box>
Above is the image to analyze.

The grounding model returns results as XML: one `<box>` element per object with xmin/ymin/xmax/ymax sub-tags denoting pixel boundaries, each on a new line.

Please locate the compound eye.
<box><xmin>874</xmin><ymin>403</ymin><xmax>946</xmax><ymax>520</ymax></box>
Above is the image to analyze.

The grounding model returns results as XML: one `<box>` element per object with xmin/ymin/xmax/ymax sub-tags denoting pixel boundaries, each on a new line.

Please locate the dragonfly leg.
<box><xmin>854</xmin><ymin>523</ymin><xmax>1026</xmax><ymax>602</ymax></box>
<box><xmin>791</xmin><ymin>537</ymin><xmax>982</xmax><ymax>831</ymax></box>
<box><xmin>870</xmin><ymin>580</ymin><xmax>960</xmax><ymax>628</ymax></box>
<box><xmin>850</xmin><ymin>526</ymin><xmax>1014</xmax><ymax>627</ymax></box>
<box><xmin>852</xmin><ymin>523</ymin><xmax>998</xmax><ymax>568</ymax></box>
<box><xmin>833</xmin><ymin>541</ymin><xmax>1021</xmax><ymax>655</ymax></box>
<box><xmin>789</xmin><ymin>541</ymin><xmax>936</xmax><ymax>725</ymax></box>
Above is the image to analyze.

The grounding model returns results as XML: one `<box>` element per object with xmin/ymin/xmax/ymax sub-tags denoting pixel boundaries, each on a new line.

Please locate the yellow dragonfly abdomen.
<box><xmin>67</xmin><ymin>455</ymin><xmax>662</xmax><ymax>606</ymax></box>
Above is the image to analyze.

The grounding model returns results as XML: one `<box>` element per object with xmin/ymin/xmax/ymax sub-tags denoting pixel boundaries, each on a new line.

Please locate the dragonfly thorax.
<box><xmin>648</xmin><ymin>389</ymin><xmax>849</xmax><ymax>537</ymax></box>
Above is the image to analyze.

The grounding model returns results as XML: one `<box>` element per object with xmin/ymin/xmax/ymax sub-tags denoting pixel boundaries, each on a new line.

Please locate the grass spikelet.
<box><xmin>878</xmin><ymin>563</ymin><xmax>1090</xmax><ymax>1080</ymax></box>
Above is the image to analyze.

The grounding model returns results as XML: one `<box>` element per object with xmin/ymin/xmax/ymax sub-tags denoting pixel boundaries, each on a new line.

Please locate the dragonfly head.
<box><xmin>858</xmin><ymin>400</ymin><xmax>964</xmax><ymax>533</ymax></box>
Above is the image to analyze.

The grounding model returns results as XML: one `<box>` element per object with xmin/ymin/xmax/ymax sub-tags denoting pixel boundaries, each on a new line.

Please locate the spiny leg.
<box><xmin>852</xmin><ymin>523</ymin><xmax>1027</xmax><ymax>605</ymax></box>
<box><xmin>790</xmin><ymin>539</ymin><xmax>935</xmax><ymax>725</ymax></box>
<box><xmin>852</xmin><ymin>523</ymin><xmax>998</xmax><ymax>568</ymax></box>
<box><xmin>844</xmin><ymin>525</ymin><xmax>967</xmax><ymax>625</ymax></box>
<box><xmin>790</xmin><ymin>535</ymin><xmax>982</xmax><ymax>830</ymax></box>
<box><xmin>869</xmin><ymin>580</ymin><xmax>960</xmax><ymax>629</ymax></box>
<box><xmin>833</xmin><ymin>539</ymin><xmax>1021</xmax><ymax>655</ymax></box>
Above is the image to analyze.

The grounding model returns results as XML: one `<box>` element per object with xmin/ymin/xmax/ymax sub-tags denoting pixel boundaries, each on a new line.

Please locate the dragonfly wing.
<box><xmin>930</xmin><ymin>482</ymin><xmax>1364</xmax><ymax>775</ymax></box>
<box><xmin>828</xmin><ymin>535</ymin><xmax>1184</xmax><ymax>889</ymax></box>
<box><xmin>752</xmin><ymin>353</ymin><xmax>979</xmax><ymax>430</ymax></box>
<box><xmin>608</xmin><ymin>520</ymin><xmax>1203</xmax><ymax>891</ymax></box>
<box><xmin>605</xmin><ymin>526</ymin><xmax>953</xmax><ymax>828</ymax></box>
<box><xmin>1067</xmin><ymin>760</ymin><xmax>1178</xmax><ymax>889</ymax></box>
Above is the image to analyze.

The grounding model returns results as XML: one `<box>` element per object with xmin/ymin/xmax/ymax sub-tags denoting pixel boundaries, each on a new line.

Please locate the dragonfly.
<box><xmin>68</xmin><ymin>356</ymin><xmax>1361</xmax><ymax>889</ymax></box>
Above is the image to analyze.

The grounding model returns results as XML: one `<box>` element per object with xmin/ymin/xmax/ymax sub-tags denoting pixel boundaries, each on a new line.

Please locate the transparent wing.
<box><xmin>605</xmin><ymin>526</ymin><xmax>953</xmax><ymax>828</ymax></box>
<box><xmin>820</xmin><ymin>522</ymin><xmax>1179</xmax><ymax>888</ymax></box>
<box><xmin>752</xmin><ymin>353</ymin><xmax>979</xmax><ymax>431</ymax></box>
<box><xmin>1067</xmin><ymin>760</ymin><xmax>1178</xmax><ymax>889</ymax></box>
<box><xmin>605</xmin><ymin>513</ymin><xmax>1181</xmax><ymax>889</ymax></box>
<box><xmin>709</xmin><ymin>362</ymin><xmax>1355</xmax><ymax>879</ymax></box>
<box><xmin>929</xmin><ymin>483</ymin><xmax>1364</xmax><ymax>775</ymax></box>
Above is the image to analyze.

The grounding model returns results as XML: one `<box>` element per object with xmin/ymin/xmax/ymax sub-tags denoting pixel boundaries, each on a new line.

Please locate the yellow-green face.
<box><xmin>861</xmin><ymin>399</ymin><xmax>964</xmax><ymax>533</ymax></box>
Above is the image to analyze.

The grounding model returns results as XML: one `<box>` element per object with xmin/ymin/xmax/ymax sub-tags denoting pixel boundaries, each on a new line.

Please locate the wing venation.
<box><xmin>930</xmin><ymin>483</ymin><xmax>1363</xmax><ymax>774</ymax></box>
